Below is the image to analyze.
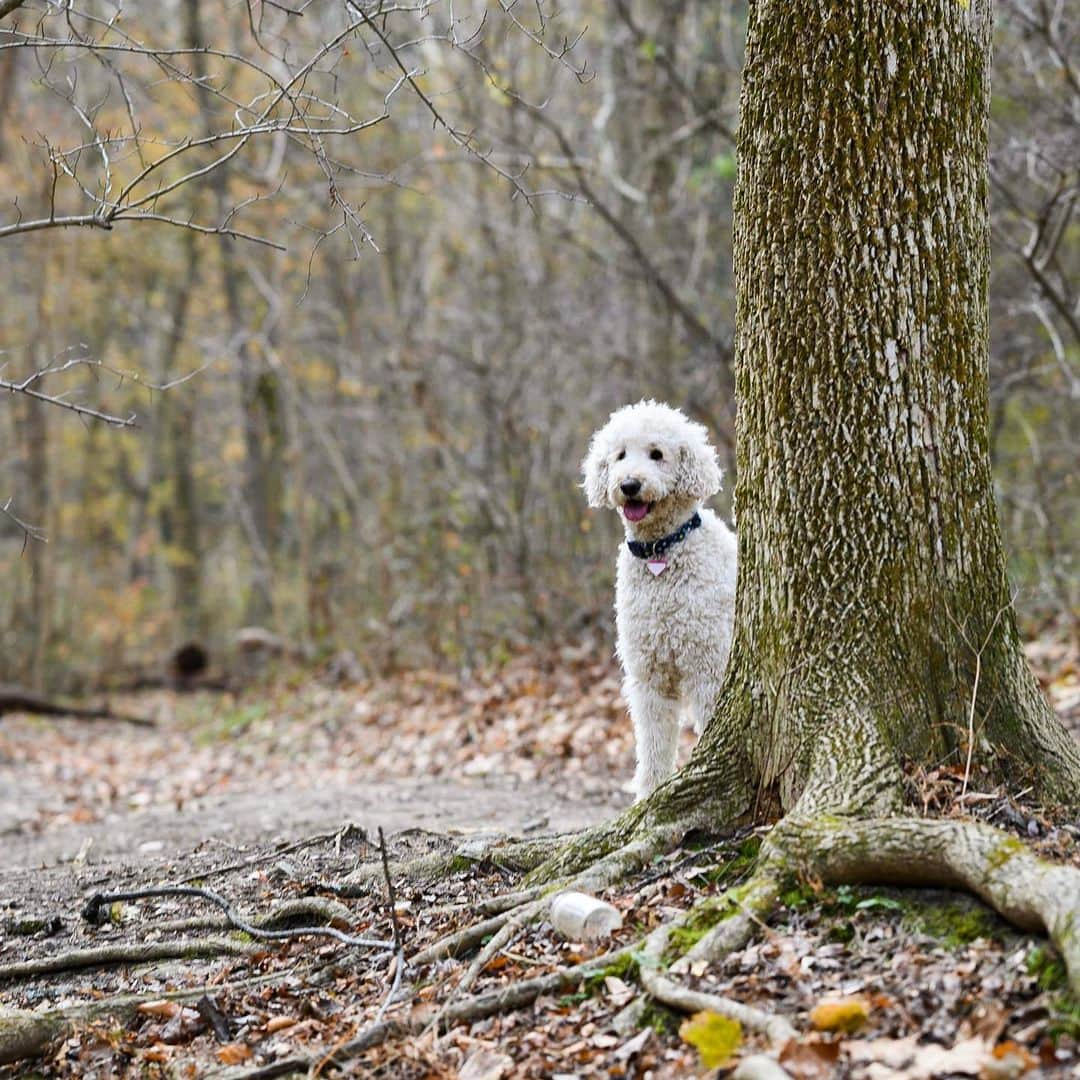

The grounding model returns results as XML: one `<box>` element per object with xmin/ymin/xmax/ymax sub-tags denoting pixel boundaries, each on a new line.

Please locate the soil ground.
<box><xmin>1</xmin><ymin>642</ymin><xmax>1078</xmax><ymax>1078</ymax></box>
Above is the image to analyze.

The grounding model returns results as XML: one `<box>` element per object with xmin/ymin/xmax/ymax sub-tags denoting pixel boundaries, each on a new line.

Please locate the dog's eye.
<box><xmin>649</xmin><ymin>448</ymin><xmax>663</xmax><ymax>461</ymax></box>
<box><xmin>616</xmin><ymin>449</ymin><xmax>626</xmax><ymax>461</ymax></box>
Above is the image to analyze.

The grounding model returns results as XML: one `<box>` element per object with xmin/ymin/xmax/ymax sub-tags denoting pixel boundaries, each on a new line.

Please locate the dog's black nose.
<box><xmin>620</xmin><ymin>478</ymin><xmax>642</xmax><ymax>497</ymax></box>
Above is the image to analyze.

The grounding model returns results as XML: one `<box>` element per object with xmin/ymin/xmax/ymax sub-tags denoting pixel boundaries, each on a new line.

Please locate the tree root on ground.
<box><xmin>150</xmin><ymin>897</ymin><xmax>355</xmax><ymax>937</ymax></box>
<box><xmin>339</xmin><ymin>833</ymin><xmax>568</xmax><ymax>894</ymax></box>
<box><xmin>223</xmin><ymin>943</ymin><xmax>644</xmax><ymax>1080</ymax></box>
<box><xmin>0</xmin><ymin>972</ymin><xmax>285</xmax><ymax>1065</ymax></box>
<box><xmin>7</xmin><ymin>808</ymin><xmax>1076</xmax><ymax>1072</ymax></box>
<box><xmin>683</xmin><ymin>872</ymin><xmax>783</xmax><ymax>965</ymax></box>
<box><xmin>413</xmin><ymin>827</ymin><xmax>678</xmax><ymax>970</ymax></box>
<box><xmin>638</xmin><ymin>897</ymin><xmax>796</xmax><ymax>1046</ymax></box>
<box><xmin>0</xmin><ymin>937</ymin><xmax>259</xmax><ymax>982</ymax></box>
<box><xmin>770</xmin><ymin>813</ymin><xmax>1080</xmax><ymax>995</ymax></box>
<box><xmin>0</xmin><ymin>684</ymin><xmax>154</xmax><ymax>726</ymax></box>
<box><xmin>404</xmin><ymin>808</ymin><xmax>1080</xmax><ymax>1065</ymax></box>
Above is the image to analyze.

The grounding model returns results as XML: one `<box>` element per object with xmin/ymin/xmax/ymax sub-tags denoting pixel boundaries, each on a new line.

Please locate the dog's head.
<box><xmin>581</xmin><ymin>400</ymin><xmax>722</xmax><ymax>531</ymax></box>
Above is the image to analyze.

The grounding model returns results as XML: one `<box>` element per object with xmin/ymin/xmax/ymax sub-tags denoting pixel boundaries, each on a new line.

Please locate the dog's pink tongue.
<box><xmin>623</xmin><ymin>501</ymin><xmax>649</xmax><ymax>522</ymax></box>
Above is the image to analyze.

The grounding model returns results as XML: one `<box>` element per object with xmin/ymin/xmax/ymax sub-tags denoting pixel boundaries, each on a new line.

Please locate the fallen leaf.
<box><xmin>780</xmin><ymin>1036</ymin><xmax>841</xmax><ymax>1079</ymax></box>
<box><xmin>983</xmin><ymin>1041</ymin><xmax>1037</xmax><ymax>1079</ymax></box>
<box><xmin>136</xmin><ymin>1000</ymin><xmax>180</xmax><ymax>1019</ymax></box>
<box><xmin>216</xmin><ymin>1043</ymin><xmax>253</xmax><ymax>1065</ymax></box>
<box><xmin>264</xmin><ymin>1016</ymin><xmax>298</xmax><ymax>1033</ymax></box>
<box><xmin>459</xmin><ymin>1049</ymin><xmax>514</xmax><ymax>1080</ymax></box>
<box><xmin>680</xmin><ymin>1010</ymin><xmax>742</xmax><ymax>1068</ymax></box>
<box><xmin>848</xmin><ymin>1035</ymin><xmax>992</xmax><ymax>1078</ymax></box>
<box><xmin>614</xmin><ymin>1028</ymin><xmax>651</xmax><ymax>1061</ymax></box>
<box><xmin>161</xmin><ymin>1007</ymin><xmax>205</xmax><ymax>1045</ymax></box>
<box><xmin>809</xmin><ymin>995</ymin><xmax>870</xmax><ymax>1034</ymax></box>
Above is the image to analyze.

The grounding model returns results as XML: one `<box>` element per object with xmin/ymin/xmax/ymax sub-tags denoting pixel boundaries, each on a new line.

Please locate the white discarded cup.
<box><xmin>550</xmin><ymin>891</ymin><xmax>623</xmax><ymax>941</ymax></box>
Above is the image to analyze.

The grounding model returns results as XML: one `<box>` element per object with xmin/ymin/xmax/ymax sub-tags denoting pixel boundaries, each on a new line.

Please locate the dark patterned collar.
<box><xmin>626</xmin><ymin>511</ymin><xmax>702</xmax><ymax>560</ymax></box>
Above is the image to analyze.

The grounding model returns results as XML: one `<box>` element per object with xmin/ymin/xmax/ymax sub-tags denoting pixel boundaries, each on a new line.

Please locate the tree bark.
<box><xmin>183</xmin><ymin>0</ymin><xmax>280</xmax><ymax>624</ymax></box>
<box><xmin>648</xmin><ymin>0</ymin><xmax>1080</xmax><ymax>823</ymax></box>
<box><xmin>155</xmin><ymin>230</ymin><xmax>204</xmax><ymax>639</ymax></box>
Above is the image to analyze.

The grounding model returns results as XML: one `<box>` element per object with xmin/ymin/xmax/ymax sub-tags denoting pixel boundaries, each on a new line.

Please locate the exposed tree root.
<box><xmin>769</xmin><ymin>813</ymin><xmax>1080</xmax><ymax>995</ymax></box>
<box><xmin>0</xmin><ymin>937</ymin><xmax>258</xmax><ymax>982</ymax></box>
<box><xmin>421</xmin><ymin>830</ymin><xmax>676</xmax><ymax>1033</ymax></box>
<box><xmin>339</xmin><ymin>833</ymin><xmax>567</xmax><ymax>894</ymax></box>
<box><xmin>412</xmin><ymin>908</ymin><xmax>528</xmax><ymax>967</ymax></box>
<box><xmin>425</xmin><ymin>895</ymin><xmax>550</xmax><ymax>1033</ymax></box>
<box><xmin>639</xmin><ymin>900</ymin><xmax>796</xmax><ymax>1045</ymax></box>
<box><xmin>684</xmin><ymin>872</ymin><xmax>783</xmax><ymax>965</ymax></box>
<box><xmin>152</xmin><ymin>897</ymin><xmax>355</xmax><ymax>937</ymax></box>
<box><xmin>424</xmin><ymin>885</ymin><xmax>546</xmax><ymax>920</ymax></box>
<box><xmin>225</xmin><ymin>943</ymin><xmax>644</xmax><ymax>1079</ymax></box>
<box><xmin>0</xmin><ymin>972</ymin><xmax>284</xmax><ymax>1066</ymax></box>
<box><xmin>413</xmin><ymin>828</ymin><xmax>680</xmax><ymax>972</ymax></box>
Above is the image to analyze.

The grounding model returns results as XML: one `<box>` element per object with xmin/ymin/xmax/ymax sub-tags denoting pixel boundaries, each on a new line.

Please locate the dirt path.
<box><xmin>0</xmin><ymin>670</ymin><xmax>626</xmax><ymax>916</ymax></box>
<box><xmin>1</xmin><ymin>773</ymin><xmax>611</xmax><ymax>869</ymax></box>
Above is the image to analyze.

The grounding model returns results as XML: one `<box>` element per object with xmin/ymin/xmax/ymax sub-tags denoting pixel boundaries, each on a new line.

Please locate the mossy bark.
<box><xmin>644</xmin><ymin>0</ymin><xmax>1080</xmax><ymax>826</ymax></box>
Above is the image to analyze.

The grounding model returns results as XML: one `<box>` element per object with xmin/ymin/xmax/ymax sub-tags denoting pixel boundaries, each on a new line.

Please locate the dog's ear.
<box><xmin>677</xmin><ymin>425</ymin><xmax>722</xmax><ymax>501</ymax></box>
<box><xmin>581</xmin><ymin>431</ymin><xmax>613</xmax><ymax>508</ymax></box>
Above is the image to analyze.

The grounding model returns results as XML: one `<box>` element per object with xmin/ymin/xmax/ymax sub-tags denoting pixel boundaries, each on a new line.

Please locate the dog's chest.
<box><xmin>614</xmin><ymin>552</ymin><xmax>703</xmax><ymax>694</ymax></box>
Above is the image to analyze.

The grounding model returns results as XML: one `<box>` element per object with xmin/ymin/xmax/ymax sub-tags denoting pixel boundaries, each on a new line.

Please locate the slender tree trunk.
<box><xmin>155</xmin><ymin>231</ymin><xmax>204</xmax><ymax>639</ymax></box>
<box><xmin>183</xmin><ymin>0</ymin><xmax>279</xmax><ymax>624</ymax></box>
<box><xmin>16</xmin><ymin>240</ymin><xmax>52</xmax><ymax>690</ymax></box>
<box><xmin>646</xmin><ymin>0</ymin><xmax>1080</xmax><ymax>825</ymax></box>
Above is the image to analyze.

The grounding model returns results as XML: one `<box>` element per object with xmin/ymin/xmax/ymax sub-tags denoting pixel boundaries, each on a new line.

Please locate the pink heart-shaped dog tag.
<box><xmin>646</xmin><ymin>559</ymin><xmax>667</xmax><ymax>576</ymax></box>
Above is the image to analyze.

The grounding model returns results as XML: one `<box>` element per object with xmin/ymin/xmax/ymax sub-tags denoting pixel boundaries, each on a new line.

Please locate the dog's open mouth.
<box><xmin>622</xmin><ymin>499</ymin><xmax>651</xmax><ymax>522</ymax></box>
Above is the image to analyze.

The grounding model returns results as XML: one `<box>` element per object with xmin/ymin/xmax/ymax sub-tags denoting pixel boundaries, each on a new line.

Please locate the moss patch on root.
<box><xmin>582</xmin><ymin>951</ymin><xmax>640</xmax><ymax>995</ymax></box>
<box><xmin>664</xmin><ymin>890</ymin><xmax>748</xmax><ymax>962</ymax></box>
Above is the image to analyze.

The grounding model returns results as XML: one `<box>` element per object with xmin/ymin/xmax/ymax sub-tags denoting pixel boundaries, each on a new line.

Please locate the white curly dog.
<box><xmin>583</xmin><ymin>400</ymin><xmax>737</xmax><ymax>800</ymax></box>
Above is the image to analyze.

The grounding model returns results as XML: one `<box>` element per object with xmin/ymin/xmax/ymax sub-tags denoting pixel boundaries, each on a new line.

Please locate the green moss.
<box><xmin>902</xmin><ymin>897</ymin><xmax>1004</xmax><ymax>949</ymax></box>
<box><xmin>1027</xmin><ymin>947</ymin><xmax>1080</xmax><ymax>1042</ymax></box>
<box><xmin>1047</xmin><ymin>998</ymin><xmax>1080</xmax><ymax>1042</ymax></box>
<box><xmin>664</xmin><ymin>894</ymin><xmax>743</xmax><ymax>962</ymax></box>
<box><xmin>557</xmin><ymin>991</ymin><xmax>590</xmax><ymax>1007</ymax></box>
<box><xmin>194</xmin><ymin>702</ymin><xmax>270</xmax><ymax>745</ymax></box>
<box><xmin>582</xmin><ymin>951</ymin><xmax>640</xmax><ymax>994</ymax></box>
<box><xmin>779</xmin><ymin>876</ymin><xmax>819</xmax><ymax>910</ymax></box>
<box><xmin>986</xmin><ymin>837</ymin><xmax>1026</xmax><ymax>871</ymax></box>
<box><xmin>695</xmin><ymin>837</ymin><xmax>762</xmax><ymax>888</ymax></box>
<box><xmin>443</xmin><ymin>855</ymin><xmax>476</xmax><ymax>875</ymax></box>
<box><xmin>1027</xmin><ymin>944</ymin><xmax>1066</xmax><ymax>992</ymax></box>
<box><xmin>774</xmin><ymin>881</ymin><xmax>1009</xmax><ymax>952</ymax></box>
<box><xmin>639</xmin><ymin>1001</ymin><xmax>681</xmax><ymax>1036</ymax></box>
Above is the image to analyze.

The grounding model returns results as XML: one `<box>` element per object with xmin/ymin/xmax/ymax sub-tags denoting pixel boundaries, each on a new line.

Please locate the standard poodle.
<box><xmin>582</xmin><ymin>400</ymin><xmax>737</xmax><ymax>800</ymax></box>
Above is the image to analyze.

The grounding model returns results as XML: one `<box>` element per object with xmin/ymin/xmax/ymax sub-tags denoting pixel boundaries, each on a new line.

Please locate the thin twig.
<box><xmin>175</xmin><ymin>823</ymin><xmax>368</xmax><ymax>885</ymax></box>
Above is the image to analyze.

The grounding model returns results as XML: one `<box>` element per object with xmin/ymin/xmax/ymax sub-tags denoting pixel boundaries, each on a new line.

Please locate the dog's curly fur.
<box><xmin>583</xmin><ymin>400</ymin><xmax>737</xmax><ymax>799</ymax></box>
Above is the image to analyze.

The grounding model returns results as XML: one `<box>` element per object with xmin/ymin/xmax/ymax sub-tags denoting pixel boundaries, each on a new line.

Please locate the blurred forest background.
<box><xmin>0</xmin><ymin>0</ymin><xmax>1076</xmax><ymax>691</ymax></box>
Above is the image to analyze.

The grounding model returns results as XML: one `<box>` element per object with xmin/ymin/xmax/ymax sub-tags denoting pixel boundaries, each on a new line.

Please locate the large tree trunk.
<box><xmin>644</xmin><ymin>0</ymin><xmax>1080</xmax><ymax>827</ymax></box>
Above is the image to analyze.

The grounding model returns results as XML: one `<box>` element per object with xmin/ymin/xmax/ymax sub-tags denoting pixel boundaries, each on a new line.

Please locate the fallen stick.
<box><xmin>0</xmin><ymin>685</ymin><xmax>154</xmax><ymax>727</ymax></box>
<box><xmin>0</xmin><ymin>937</ymin><xmax>257</xmax><ymax>982</ymax></box>
<box><xmin>0</xmin><ymin>971</ymin><xmax>284</xmax><ymax>1065</ymax></box>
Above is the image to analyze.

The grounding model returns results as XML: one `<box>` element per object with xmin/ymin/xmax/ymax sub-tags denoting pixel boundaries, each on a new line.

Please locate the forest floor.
<box><xmin>1</xmin><ymin>639</ymin><xmax>1078</xmax><ymax>1078</ymax></box>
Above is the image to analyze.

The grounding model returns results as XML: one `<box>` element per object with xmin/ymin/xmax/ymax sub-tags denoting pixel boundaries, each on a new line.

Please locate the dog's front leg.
<box><xmin>624</xmin><ymin>679</ymin><xmax>680</xmax><ymax>801</ymax></box>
